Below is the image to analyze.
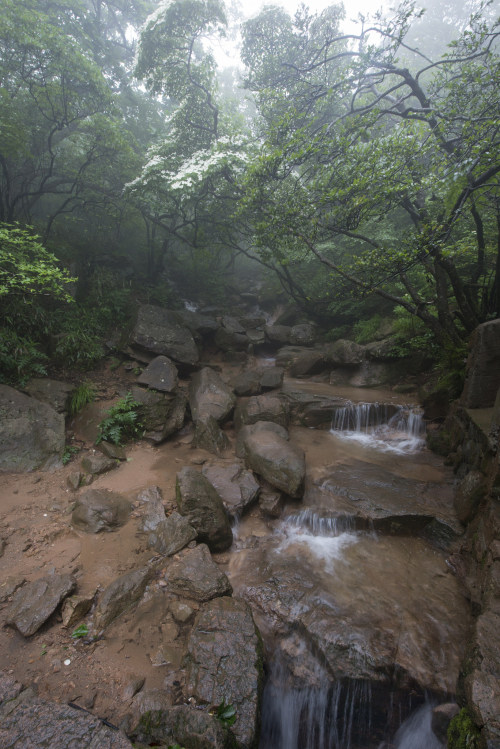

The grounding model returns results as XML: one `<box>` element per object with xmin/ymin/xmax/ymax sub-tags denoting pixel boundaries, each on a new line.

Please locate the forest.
<box><xmin>1</xmin><ymin>0</ymin><xmax>499</xmax><ymax>388</ymax></box>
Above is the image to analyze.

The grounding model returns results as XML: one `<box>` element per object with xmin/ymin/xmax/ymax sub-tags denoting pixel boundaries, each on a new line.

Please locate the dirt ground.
<box><xmin>0</xmin><ymin>359</ymin><xmax>244</xmax><ymax>730</ymax></box>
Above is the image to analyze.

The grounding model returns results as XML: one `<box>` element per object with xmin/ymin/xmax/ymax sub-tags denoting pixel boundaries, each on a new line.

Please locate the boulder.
<box><xmin>93</xmin><ymin>566</ymin><xmax>153</xmax><ymax>630</ymax></box>
<box><xmin>175</xmin><ymin>309</ymin><xmax>219</xmax><ymax>337</ymax></box>
<box><xmin>265</xmin><ymin>325</ymin><xmax>291</xmax><ymax>344</ymax></box>
<box><xmin>289</xmin><ymin>350</ymin><xmax>328</xmax><ymax>377</ymax></box>
<box><xmin>246</xmin><ymin>329</ymin><xmax>266</xmax><ymax>346</ymax></box>
<box><xmin>289</xmin><ymin>322</ymin><xmax>316</xmax><ymax>346</ymax></box>
<box><xmin>282</xmin><ymin>389</ymin><xmax>346</xmax><ymax>429</ymax></box>
<box><xmin>234</xmin><ymin>394</ymin><xmax>289</xmax><ymax>431</ymax></box>
<box><xmin>132</xmin><ymin>704</ymin><xmax>238</xmax><ymax>749</ymax></box>
<box><xmin>193</xmin><ymin>416</ymin><xmax>230</xmax><ymax>456</ymax></box>
<box><xmin>189</xmin><ymin>368</ymin><xmax>236</xmax><ymax>424</ymax></box>
<box><xmin>128</xmin><ymin>304</ymin><xmax>199</xmax><ymax>367</ymax></box>
<box><xmin>137</xmin><ymin>355</ymin><xmax>178</xmax><ymax>392</ymax></box>
<box><xmin>131</xmin><ymin>386</ymin><xmax>186</xmax><ymax>443</ymax></box>
<box><xmin>221</xmin><ymin>315</ymin><xmax>245</xmax><ymax>334</ymax></box>
<box><xmin>6</xmin><ymin>573</ymin><xmax>76</xmax><ymax>637</ymax></box>
<box><xmin>454</xmin><ymin>470</ymin><xmax>487</xmax><ymax>524</ymax></box>
<box><xmin>147</xmin><ymin>512</ymin><xmax>197</xmax><ymax>556</ymax></box>
<box><xmin>0</xmin><ymin>385</ymin><xmax>65</xmax><ymax>471</ymax></box>
<box><xmin>233</xmin><ymin>368</ymin><xmax>284</xmax><ymax>397</ymax></box>
<box><xmin>186</xmin><ymin>596</ymin><xmax>264</xmax><ymax>749</ymax></box>
<box><xmin>24</xmin><ymin>378</ymin><xmax>74</xmax><ymax>413</ymax></box>
<box><xmin>202</xmin><ymin>461</ymin><xmax>260</xmax><ymax>519</ymax></box>
<box><xmin>214</xmin><ymin>327</ymin><xmax>250</xmax><ymax>351</ymax></box>
<box><xmin>137</xmin><ymin>485</ymin><xmax>166</xmax><ymax>532</ymax></box>
<box><xmin>72</xmin><ymin>489</ymin><xmax>131</xmax><ymax>533</ymax></box>
<box><xmin>431</xmin><ymin>703</ymin><xmax>460</xmax><ymax>744</ymax></box>
<box><xmin>461</xmin><ymin>319</ymin><xmax>500</xmax><ymax>408</ymax></box>
<box><xmin>0</xmin><ymin>698</ymin><xmax>133</xmax><ymax>748</ymax></box>
<box><xmin>164</xmin><ymin>544</ymin><xmax>232</xmax><ymax>601</ymax></box>
<box><xmin>61</xmin><ymin>593</ymin><xmax>95</xmax><ymax>628</ymax></box>
<box><xmin>275</xmin><ymin>346</ymin><xmax>309</xmax><ymax>369</ymax></box>
<box><xmin>80</xmin><ymin>452</ymin><xmax>117</xmax><ymax>476</ymax></box>
<box><xmin>259</xmin><ymin>490</ymin><xmax>283</xmax><ymax>518</ymax></box>
<box><xmin>325</xmin><ymin>339</ymin><xmax>365</xmax><ymax>366</ymax></box>
<box><xmin>236</xmin><ymin>421</ymin><xmax>305</xmax><ymax>498</ymax></box>
<box><xmin>260</xmin><ymin>367</ymin><xmax>284</xmax><ymax>390</ymax></box>
<box><xmin>176</xmin><ymin>467</ymin><xmax>233</xmax><ymax>552</ymax></box>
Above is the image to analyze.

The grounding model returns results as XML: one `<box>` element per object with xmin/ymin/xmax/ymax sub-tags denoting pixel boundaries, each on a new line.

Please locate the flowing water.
<box><xmin>228</xmin><ymin>386</ymin><xmax>467</xmax><ymax>749</ymax></box>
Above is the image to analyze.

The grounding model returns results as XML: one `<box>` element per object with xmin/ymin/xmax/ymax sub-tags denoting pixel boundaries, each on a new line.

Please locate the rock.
<box><xmin>193</xmin><ymin>416</ymin><xmax>230</xmax><ymax>456</ymax></box>
<box><xmin>98</xmin><ymin>441</ymin><xmax>127</xmax><ymax>460</ymax></box>
<box><xmin>289</xmin><ymin>350</ymin><xmax>327</xmax><ymax>377</ymax></box>
<box><xmin>0</xmin><ymin>539</ymin><xmax>5</xmax><ymax>558</ymax></box>
<box><xmin>72</xmin><ymin>489</ymin><xmax>131</xmax><ymax>533</ymax></box>
<box><xmin>0</xmin><ymin>385</ymin><xmax>65</xmax><ymax>471</ymax></box>
<box><xmin>431</xmin><ymin>703</ymin><xmax>460</xmax><ymax>743</ymax></box>
<box><xmin>80</xmin><ymin>452</ymin><xmax>117</xmax><ymax>476</ymax></box>
<box><xmin>189</xmin><ymin>368</ymin><xmax>236</xmax><ymax>424</ymax></box>
<box><xmin>148</xmin><ymin>512</ymin><xmax>197</xmax><ymax>556</ymax></box>
<box><xmin>164</xmin><ymin>544</ymin><xmax>232</xmax><ymax>601</ymax></box>
<box><xmin>129</xmin><ymin>304</ymin><xmax>199</xmax><ymax>368</ymax></box>
<box><xmin>236</xmin><ymin>421</ymin><xmax>305</xmax><ymax>498</ymax></box>
<box><xmin>170</xmin><ymin>600</ymin><xmax>195</xmax><ymax>623</ymax></box>
<box><xmin>186</xmin><ymin>596</ymin><xmax>263</xmax><ymax>749</ymax></box>
<box><xmin>275</xmin><ymin>345</ymin><xmax>309</xmax><ymax>368</ymax></box>
<box><xmin>233</xmin><ymin>367</ymin><xmax>284</xmax><ymax>396</ymax></box>
<box><xmin>0</xmin><ymin>698</ymin><xmax>133</xmax><ymax>748</ymax></box>
<box><xmin>461</xmin><ymin>319</ymin><xmax>500</xmax><ymax>408</ymax></box>
<box><xmin>122</xmin><ymin>676</ymin><xmax>145</xmax><ymax>701</ymax></box>
<box><xmin>137</xmin><ymin>486</ymin><xmax>166</xmax><ymax>532</ymax></box>
<box><xmin>24</xmin><ymin>378</ymin><xmax>74</xmax><ymax>413</ymax></box>
<box><xmin>259</xmin><ymin>491</ymin><xmax>283</xmax><ymax>518</ymax></box>
<box><xmin>454</xmin><ymin>470</ymin><xmax>487</xmax><ymax>524</ymax></box>
<box><xmin>364</xmin><ymin>337</ymin><xmax>399</xmax><ymax>361</ymax></box>
<box><xmin>221</xmin><ymin>315</ymin><xmax>245</xmax><ymax>334</ymax></box>
<box><xmin>235</xmin><ymin>421</ymin><xmax>289</xmax><ymax>458</ymax></box>
<box><xmin>260</xmin><ymin>367</ymin><xmax>284</xmax><ymax>390</ymax></box>
<box><xmin>202</xmin><ymin>461</ymin><xmax>260</xmax><ymax>519</ymax></box>
<box><xmin>62</xmin><ymin>593</ymin><xmax>95</xmax><ymax>628</ymax></box>
<box><xmin>239</xmin><ymin>314</ymin><xmax>267</xmax><ymax>329</ymax></box>
<box><xmin>265</xmin><ymin>324</ymin><xmax>291</xmax><ymax>344</ymax></box>
<box><xmin>176</xmin><ymin>467</ymin><xmax>233</xmax><ymax>552</ymax></box>
<box><xmin>131</xmin><ymin>386</ymin><xmax>186</xmax><ymax>443</ymax></box>
<box><xmin>234</xmin><ymin>394</ymin><xmax>289</xmax><ymax>431</ymax></box>
<box><xmin>175</xmin><ymin>309</ymin><xmax>219</xmax><ymax>337</ymax></box>
<box><xmin>0</xmin><ymin>673</ymin><xmax>23</xmax><ymax>706</ymax></box>
<box><xmin>93</xmin><ymin>566</ymin><xmax>153</xmax><ymax>630</ymax></box>
<box><xmin>282</xmin><ymin>388</ymin><xmax>347</xmax><ymax>428</ymax></box>
<box><xmin>137</xmin><ymin>355</ymin><xmax>178</xmax><ymax>392</ymax></box>
<box><xmin>132</xmin><ymin>704</ymin><xmax>237</xmax><ymax>749</ymax></box>
<box><xmin>0</xmin><ymin>576</ymin><xmax>26</xmax><ymax>604</ymax></box>
<box><xmin>132</xmin><ymin>688</ymin><xmax>173</xmax><ymax>717</ymax></box>
<box><xmin>325</xmin><ymin>339</ymin><xmax>365</xmax><ymax>366</ymax></box>
<box><xmin>289</xmin><ymin>322</ymin><xmax>316</xmax><ymax>346</ymax></box>
<box><xmin>215</xmin><ymin>327</ymin><xmax>250</xmax><ymax>351</ymax></box>
<box><xmin>6</xmin><ymin>573</ymin><xmax>76</xmax><ymax>637</ymax></box>
<box><xmin>67</xmin><ymin>471</ymin><xmax>83</xmax><ymax>491</ymax></box>
<box><xmin>246</xmin><ymin>329</ymin><xmax>266</xmax><ymax>346</ymax></box>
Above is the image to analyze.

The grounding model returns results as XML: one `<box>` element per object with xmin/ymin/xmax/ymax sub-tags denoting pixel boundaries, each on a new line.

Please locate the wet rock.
<box><xmin>132</xmin><ymin>704</ymin><xmax>238</xmax><ymax>749</ymax></box>
<box><xmin>454</xmin><ymin>470</ymin><xmax>487</xmax><ymax>524</ymax></box>
<box><xmin>0</xmin><ymin>698</ymin><xmax>133</xmax><ymax>747</ymax></box>
<box><xmin>67</xmin><ymin>471</ymin><xmax>83</xmax><ymax>491</ymax></box>
<box><xmin>148</xmin><ymin>512</ymin><xmax>197</xmax><ymax>556</ymax></box>
<box><xmin>431</xmin><ymin>703</ymin><xmax>460</xmax><ymax>743</ymax></box>
<box><xmin>237</xmin><ymin>421</ymin><xmax>305</xmax><ymax>498</ymax></box>
<box><xmin>80</xmin><ymin>452</ymin><xmax>117</xmax><ymax>476</ymax></box>
<box><xmin>260</xmin><ymin>367</ymin><xmax>284</xmax><ymax>391</ymax></box>
<box><xmin>122</xmin><ymin>676</ymin><xmax>145</xmax><ymax>701</ymax></box>
<box><xmin>136</xmin><ymin>355</ymin><xmax>178</xmax><ymax>392</ymax></box>
<box><xmin>72</xmin><ymin>489</ymin><xmax>131</xmax><ymax>533</ymax></box>
<box><xmin>461</xmin><ymin>319</ymin><xmax>500</xmax><ymax>408</ymax></box>
<box><xmin>170</xmin><ymin>600</ymin><xmax>195</xmax><ymax>623</ymax></box>
<box><xmin>259</xmin><ymin>490</ymin><xmax>283</xmax><ymax>518</ymax></box>
<box><xmin>289</xmin><ymin>350</ymin><xmax>327</xmax><ymax>377</ymax></box>
<box><xmin>62</xmin><ymin>593</ymin><xmax>95</xmax><ymax>628</ymax></box>
<box><xmin>0</xmin><ymin>576</ymin><xmax>26</xmax><ymax>604</ymax></box>
<box><xmin>98</xmin><ymin>441</ymin><xmax>127</xmax><ymax>461</ymax></box>
<box><xmin>137</xmin><ymin>486</ymin><xmax>166</xmax><ymax>532</ymax></box>
<box><xmin>221</xmin><ymin>315</ymin><xmax>246</xmax><ymax>334</ymax></box>
<box><xmin>265</xmin><ymin>324</ymin><xmax>291</xmax><ymax>344</ymax></box>
<box><xmin>186</xmin><ymin>596</ymin><xmax>263</xmax><ymax>749</ymax></box>
<box><xmin>246</xmin><ymin>329</ymin><xmax>266</xmax><ymax>346</ymax></box>
<box><xmin>233</xmin><ymin>367</ymin><xmax>284</xmax><ymax>396</ymax></box>
<box><xmin>132</xmin><ymin>688</ymin><xmax>173</xmax><ymax>717</ymax></box>
<box><xmin>176</xmin><ymin>467</ymin><xmax>233</xmax><ymax>552</ymax></box>
<box><xmin>282</xmin><ymin>388</ymin><xmax>347</xmax><ymax>428</ymax></box>
<box><xmin>93</xmin><ymin>566</ymin><xmax>153</xmax><ymax>630</ymax></box>
<box><xmin>131</xmin><ymin>386</ymin><xmax>186</xmax><ymax>443</ymax></box>
<box><xmin>24</xmin><ymin>378</ymin><xmax>74</xmax><ymax>414</ymax></box>
<box><xmin>234</xmin><ymin>394</ymin><xmax>289</xmax><ymax>431</ymax></box>
<box><xmin>175</xmin><ymin>309</ymin><xmax>219</xmax><ymax>337</ymax></box>
<box><xmin>164</xmin><ymin>544</ymin><xmax>232</xmax><ymax>601</ymax></box>
<box><xmin>202</xmin><ymin>461</ymin><xmax>260</xmax><ymax>519</ymax></box>
<box><xmin>189</xmin><ymin>367</ymin><xmax>236</xmax><ymax>424</ymax></box>
<box><xmin>275</xmin><ymin>345</ymin><xmax>309</xmax><ymax>368</ymax></box>
<box><xmin>193</xmin><ymin>415</ymin><xmax>230</xmax><ymax>456</ymax></box>
<box><xmin>0</xmin><ymin>673</ymin><xmax>23</xmax><ymax>706</ymax></box>
<box><xmin>464</xmin><ymin>609</ymin><xmax>500</xmax><ymax>741</ymax></box>
<box><xmin>0</xmin><ymin>385</ymin><xmax>65</xmax><ymax>471</ymax></box>
<box><xmin>325</xmin><ymin>339</ymin><xmax>365</xmax><ymax>366</ymax></box>
<box><xmin>128</xmin><ymin>304</ymin><xmax>199</xmax><ymax>368</ymax></box>
<box><xmin>215</xmin><ymin>327</ymin><xmax>250</xmax><ymax>351</ymax></box>
<box><xmin>6</xmin><ymin>573</ymin><xmax>76</xmax><ymax>637</ymax></box>
<box><xmin>289</xmin><ymin>322</ymin><xmax>316</xmax><ymax>346</ymax></box>
<box><xmin>235</xmin><ymin>421</ymin><xmax>289</xmax><ymax>458</ymax></box>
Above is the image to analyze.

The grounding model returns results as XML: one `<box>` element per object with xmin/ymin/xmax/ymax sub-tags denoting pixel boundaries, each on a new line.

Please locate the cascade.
<box><xmin>330</xmin><ymin>402</ymin><xmax>425</xmax><ymax>453</ymax></box>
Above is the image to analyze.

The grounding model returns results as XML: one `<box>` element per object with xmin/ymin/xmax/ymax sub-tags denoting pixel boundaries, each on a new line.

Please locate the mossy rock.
<box><xmin>447</xmin><ymin>708</ymin><xmax>482</xmax><ymax>749</ymax></box>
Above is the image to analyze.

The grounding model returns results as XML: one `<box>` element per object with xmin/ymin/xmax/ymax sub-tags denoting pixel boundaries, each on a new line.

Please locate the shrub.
<box><xmin>95</xmin><ymin>392</ymin><xmax>143</xmax><ymax>445</ymax></box>
<box><xmin>69</xmin><ymin>382</ymin><xmax>96</xmax><ymax>416</ymax></box>
<box><xmin>0</xmin><ymin>328</ymin><xmax>48</xmax><ymax>386</ymax></box>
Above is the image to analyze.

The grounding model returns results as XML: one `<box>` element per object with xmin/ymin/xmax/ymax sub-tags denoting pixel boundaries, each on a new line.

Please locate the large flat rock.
<box><xmin>129</xmin><ymin>304</ymin><xmax>199</xmax><ymax>367</ymax></box>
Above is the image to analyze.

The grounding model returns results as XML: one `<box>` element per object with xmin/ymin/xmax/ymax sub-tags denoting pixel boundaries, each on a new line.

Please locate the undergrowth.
<box><xmin>95</xmin><ymin>392</ymin><xmax>143</xmax><ymax>445</ymax></box>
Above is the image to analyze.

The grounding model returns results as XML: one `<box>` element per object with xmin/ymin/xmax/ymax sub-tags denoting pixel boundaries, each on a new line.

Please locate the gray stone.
<box><xmin>176</xmin><ymin>467</ymin><xmax>233</xmax><ymax>552</ymax></box>
<box><xmin>275</xmin><ymin>346</ymin><xmax>309</xmax><ymax>368</ymax></box>
<box><xmin>259</xmin><ymin>491</ymin><xmax>283</xmax><ymax>518</ymax></box>
<box><xmin>193</xmin><ymin>416</ymin><xmax>230</xmax><ymax>456</ymax></box>
<box><xmin>132</xmin><ymin>704</ymin><xmax>237</xmax><ymax>749</ymax></box>
<box><xmin>67</xmin><ymin>472</ymin><xmax>82</xmax><ymax>491</ymax></box>
<box><xmin>131</xmin><ymin>386</ymin><xmax>186</xmax><ymax>443</ymax></box>
<box><xmin>186</xmin><ymin>596</ymin><xmax>263</xmax><ymax>749</ymax></box>
<box><xmin>0</xmin><ymin>673</ymin><xmax>23</xmax><ymax>706</ymax></box>
<box><xmin>129</xmin><ymin>304</ymin><xmax>199</xmax><ymax>367</ymax></box>
<box><xmin>170</xmin><ymin>600</ymin><xmax>195</xmax><ymax>623</ymax></box>
<box><xmin>325</xmin><ymin>339</ymin><xmax>365</xmax><ymax>366</ymax></box>
<box><xmin>98</xmin><ymin>441</ymin><xmax>127</xmax><ymax>460</ymax></box>
<box><xmin>137</xmin><ymin>355</ymin><xmax>178</xmax><ymax>392</ymax></box>
<box><xmin>165</xmin><ymin>544</ymin><xmax>232</xmax><ymax>601</ymax></box>
<box><xmin>61</xmin><ymin>593</ymin><xmax>95</xmax><ymax>628</ymax></box>
<box><xmin>137</xmin><ymin>486</ymin><xmax>166</xmax><ymax>532</ymax></box>
<box><xmin>6</xmin><ymin>573</ymin><xmax>76</xmax><ymax>637</ymax></box>
<box><xmin>132</xmin><ymin>688</ymin><xmax>172</xmax><ymax>717</ymax></box>
<box><xmin>260</xmin><ymin>367</ymin><xmax>284</xmax><ymax>390</ymax></box>
<box><xmin>80</xmin><ymin>452</ymin><xmax>117</xmax><ymax>476</ymax></box>
<box><xmin>431</xmin><ymin>703</ymin><xmax>460</xmax><ymax>743</ymax></box>
<box><xmin>235</xmin><ymin>421</ymin><xmax>289</xmax><ymax>459</ymax></box>
<box><xmin>237</xmin><ymin>421</ymin><xmax>305</xmax><ymax>498</ymax></box>
<box><xmin>289</xmin><ymin>350</ymin><xmax>327</xmax><ymax>377</ymax></box>
<box><xmin>454</xmin><ymin>470</ymin><xmax>487</xmax><ymax>524</ymax></box>
<box><xmin>0</xmin><ymin>698</ymin><xmax>133</xmax><ymax>748</ymax></box>
<box><xmin>364</xmin><ymin>337</ymin><xmax>399</xmax><ymax>361</ymax></box>
<box><xmin>246</xmin><ymin>329</ymin><xmax>266</xmax><ymax>346</ymax></box>
<box><xmin>221</xmin><ymin>315</ymin><xmax>245</xmax><ymax>334</ymax></box>
<box><xmin>0</xmin><ymin>385</ymin><xmax>65</xmax><ymax>472</ymax></box>
<box><xmin>202</xmin><ymin>461</ymin><xmax>260</xmax><ymax>519</ymax></box>
<box><xmin>282</xmin><ymin>388</ymin><xmax>347</xmax><ymax>428</ymax></box>
<box><xmin>265</xmin><ymin>325</ymin><xmax>291</xmax><ymax>344</ymax></box>
<box><xmin>462</xmin><ymin>319</ymin><xmax>500</xmax><ymax>408</ymax></box>
<box><xmin>24</xmin><ymin>378</ymin><xmax>74</xmax><ymax>414</ymax></box>
<box><xmin>234</xmin><ymin>394</ymin><xmax>289</xmax><ymax>431</ymax></box>
<box><xmin>72</xmin><ymin>489</ymin><xmax>131</xmax><ymax>533</ymax></box>
<box><xmin>93</xmin><ymin>566</ymin><xmax>153</xmax><ymax>630</ymax></box>
<box><xmin>189</xmin><ymin>368</ymin><xmax>236</xmax><ymax>423</ymax></box>
<box><xmin>233</xmin><ymin>367</ymin><xmax>284</xmax><ymax>397</ymax></box>
<box><xmin>148</xmin><ymin>512</ymin><xmax>197</xmax><ymax>556</ymax></box>
<box><xmin>214</xmin><ymin>327</ymin><xmax>250</xmax><ymax>351</ymax></box>
<box><xmin>175</xmin><ymin>309</ymin><xmax>219</xmax><ymax>336</ymax></box>
<box><xmin>122</xmin><ymin>676</ymin><xmax>145</xmax><ymax>701</ymax></box>
<box><xmin>289</xmin><ymin>322</ymin><xmax>316</xmax><ymax>346</ymax></box>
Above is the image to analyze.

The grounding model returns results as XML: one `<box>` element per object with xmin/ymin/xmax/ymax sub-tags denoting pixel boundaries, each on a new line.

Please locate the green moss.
<box><xmin>447</xmin><ymin>708</ymin><xmax>481</xmax><ymax>749</ymax></box>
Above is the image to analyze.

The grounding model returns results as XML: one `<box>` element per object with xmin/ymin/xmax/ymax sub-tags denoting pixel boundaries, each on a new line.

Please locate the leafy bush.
<box><xmin>0</xmin><ymin>328</ymin><xmax>48</xmax><ymax>386</ymax></box>
<box><xmin>69</xmin><ymin>383</ymin><xmax>95</xmax><ymax>416</ymax></box>
<box><xmin>95</xmin><ymin>392</ymin><xmax>143</xmax><ymax>445</ymax></box>
<box><xmin>353</xmin><ymin>314</ymin><xmax>383</xmax><ymax>344</ymax></box>
<box><xmin>62</xmin><ymin>445</ymin><xmax>80</xmax><ymax>465</ymax></box>
<box><xmin>52</xmin><ymin>308</ymin><xmax>105</xmax><ymax>369</ymax></box>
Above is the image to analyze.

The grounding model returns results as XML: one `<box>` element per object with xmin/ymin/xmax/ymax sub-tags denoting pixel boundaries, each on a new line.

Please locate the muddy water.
<box><xmin>228</xmin><ymin>387</ymin><xmax>467</xmax><ymax>748</ymax></box>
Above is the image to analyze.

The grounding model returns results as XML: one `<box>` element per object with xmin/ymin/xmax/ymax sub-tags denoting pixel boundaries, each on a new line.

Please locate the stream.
<box><xmin>227</xmin><ymin>384</ymin><xmax>467</xmax><ymax>749</ymax></box>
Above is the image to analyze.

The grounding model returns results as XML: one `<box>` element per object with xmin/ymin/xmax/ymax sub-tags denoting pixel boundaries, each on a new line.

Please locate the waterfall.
<box><xmin>285</xmin><ymin>508</ymin><xmax>355</xmax><ymax>536</ymax></box>
<box><xmin>330</xmin><ymin>402</ymin><xmax>425</xmax><ymax>453</ymax></box>
<box><xmin>392</xmin><ymin>703</ymin><xmax>444</xmax><ymax>749</ymax></box>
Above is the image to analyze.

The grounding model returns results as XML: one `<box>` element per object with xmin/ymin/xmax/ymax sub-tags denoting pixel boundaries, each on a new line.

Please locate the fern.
<box><xmin>95</xmin><ymin>392</ymin><xmax>143</xmax><ymax>445</ymax></box>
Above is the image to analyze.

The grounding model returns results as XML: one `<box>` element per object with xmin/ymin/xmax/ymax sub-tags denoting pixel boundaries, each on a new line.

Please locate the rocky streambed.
<box><xmin>0</xmin><ymin>303</ymin><xmax>481</xmax><ymax>748</ymax></box>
